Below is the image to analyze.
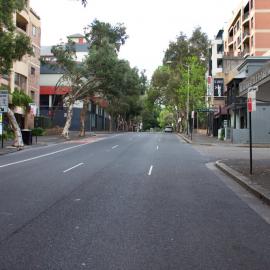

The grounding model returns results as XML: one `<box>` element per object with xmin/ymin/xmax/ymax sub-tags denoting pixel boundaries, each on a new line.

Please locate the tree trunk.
<box><xmin>7</xmin><ymin>108</ymin><xmax>24</xmax><ymax>148</ymax></box>
<box><xmin>109</xmin><ymin>116</ymin><xmax>112</xmax><ymax>132</ymax></box>
<box><xmin>62</xmin><ymin>103</ymin><xmax>73</xmax><ymax>139</ymax></box>
<box><xmin>79</xmin><ymin>98</ymin><xmax>90</xmax><ymax>137</ymax></box>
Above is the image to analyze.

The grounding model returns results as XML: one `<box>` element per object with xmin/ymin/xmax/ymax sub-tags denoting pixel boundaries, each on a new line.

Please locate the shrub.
<box><xmin>31</xmin><ymin>127</ymin><xmax>45</xmax><ymax>136</ymax></box>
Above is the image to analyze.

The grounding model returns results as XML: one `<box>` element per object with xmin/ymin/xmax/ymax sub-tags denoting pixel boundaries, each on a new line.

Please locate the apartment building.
<box><xmin>0</xmin><ymin>0</ymin><xmax>41</xmax><ymax>108</ymax></box>
<box><xmin>224</xmin><ymin>0</ymin><xmax>270</xmax><ymax>58</ymax></box>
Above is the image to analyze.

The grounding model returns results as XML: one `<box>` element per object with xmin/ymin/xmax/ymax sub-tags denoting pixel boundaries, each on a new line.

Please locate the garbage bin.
<box><xmin>21</xmin><ymin>129</ymin><xmax>32</xmax><ymax>145</ymax></box>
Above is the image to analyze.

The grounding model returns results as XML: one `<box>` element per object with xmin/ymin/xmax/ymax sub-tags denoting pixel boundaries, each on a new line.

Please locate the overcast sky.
<box><xmin>31</xmin><ymin>0</ymin><xmax>241</xmax><ymax>79</ymax></box>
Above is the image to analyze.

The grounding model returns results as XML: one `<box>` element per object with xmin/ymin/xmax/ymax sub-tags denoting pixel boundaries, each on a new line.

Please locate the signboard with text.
<box><xmin>214</xmin><ymin>78</ymin><xmax>224</xmax><ymax>97</ymax></box>
<box><xmin>0</xmin><ymin>90</ymin><xmax>9</xmax><ymax>112</ymax></box>
<box><xmin>197</xmin><ymin>108</ymin><xmax>219</xmax><ymax>113</ymax></box>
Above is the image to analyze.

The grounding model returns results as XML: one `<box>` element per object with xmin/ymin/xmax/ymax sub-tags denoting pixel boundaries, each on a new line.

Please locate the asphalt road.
<box><xmin>0</xmin><ymin>133</ymin><xmax>269</xmax><ymax>270</ymax></box>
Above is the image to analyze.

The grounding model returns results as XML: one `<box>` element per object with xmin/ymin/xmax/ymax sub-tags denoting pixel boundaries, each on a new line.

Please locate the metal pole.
<box><xmin>249</xmin><ymin>111</ymin><xmax>253</xmax><ymax>175</ymax></box>
<box><xmin>186</xmin><ymin>65</ymin><xmax>190</xmax><ymax>136</ymax></box>
<box><xmin>196</xmin><ymin>112</ymin><xmax>199</xmax><ymax>133</ymax></box>
<box><xmin>1</xmin><ymin>122</ymin><xmax>3</xmax><ymax>149</ymax></box>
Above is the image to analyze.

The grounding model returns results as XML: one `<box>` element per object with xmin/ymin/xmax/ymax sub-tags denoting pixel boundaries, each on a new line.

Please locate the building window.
<box><xmin>31</xmin><ymin>91</ymin><xmax>35</xmax><ymax>101</ymax></box>
<box><xmin>15</xmin><ymin>73</ymin><xmax>27</xmax><ymax>90</ymax></box>
<box><xmin>251</xmin><ymin>17</ymin><xmax>254</xmax><ymax>28</ymax></box>
<box><xmin>217</xmin><ymin>58</ymin><xmax>223</xmax><ymax>69</ymax></box>
<box><xmin>31</xmin><ymin>67</ymin><xmax>35</xmax><ymax>75</ymax></box>
<box><xmin>32</xmin><ymin>25</ymin><xmax>37</xmax><ymax>36</ymax></box>
<box><xmin>251</xmin><ymin>36</ymin><xmax>254</xmax><ymax>47</ymax></box>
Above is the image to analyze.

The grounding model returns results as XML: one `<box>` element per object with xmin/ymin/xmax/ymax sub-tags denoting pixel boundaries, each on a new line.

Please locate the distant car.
<box><xmin>164</xmin><ymin>126</ymin><xmax>173</xmax><ymax>133</ymax></box>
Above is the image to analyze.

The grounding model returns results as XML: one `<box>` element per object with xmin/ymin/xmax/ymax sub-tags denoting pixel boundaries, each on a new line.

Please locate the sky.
<box><xmin>31</xmin><ymin>0</ymin><xmax>241</xmax><ymax>79</ymax></box>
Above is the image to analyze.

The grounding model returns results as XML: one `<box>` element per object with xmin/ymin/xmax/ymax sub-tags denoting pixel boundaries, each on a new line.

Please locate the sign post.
<box><xmin>0</xmin><ymin>112</ymin><xmax>3</xmax><ymax>148</ymax></box>
<box><xmin>0</xmin><ymin>91</ymin><xmax>9</xmax><ymax>148</ymax></box>
<box><xmin>247</xmin><ymin>87</ymin><xmax>257</xmax><ymax>175</ymax></box>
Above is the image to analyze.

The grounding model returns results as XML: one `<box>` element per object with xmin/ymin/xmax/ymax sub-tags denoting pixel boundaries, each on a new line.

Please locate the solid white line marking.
<box><xmin>148</xmin><ymin>165</ymin><xmax>153</xmax><ymax>176</ymax></box>
<box><xmin>0</xmin><ymin>144</ymin><xmax>89</xmax><ymax>169</ymax></box>
<box><xmin>112</xmin><ymin>145</ymin><xmax>119</xmax><ymax>149</ymax></box>
<box><xmin>157</xmin><ymin>145</ymin><xmax>159</xmax><ymax>150</ymax></box>
<box><xmin>63</xmin><ymin>163</ymin><xmax>84</xmax><ymax>173</ymax></box>
<box><xmin>0</xmin><ymin>134</ymin><xmax>123</xmax><ymax>169</ymax></box>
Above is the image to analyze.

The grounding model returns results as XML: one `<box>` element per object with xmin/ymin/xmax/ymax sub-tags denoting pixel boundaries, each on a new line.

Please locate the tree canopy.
<box><xmin>142</xmin><ymin>27</ymin><xmax>209</xmax><ymax>132</ymax></box>
<box><xmin>0</xmin><ymin>0</ymin><xmax>33</xmax><ymax>74</ymax></box>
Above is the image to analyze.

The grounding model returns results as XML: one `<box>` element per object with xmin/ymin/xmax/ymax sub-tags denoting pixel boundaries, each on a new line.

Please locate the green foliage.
<box><xmin>31</xmin><ymin>127</ymin><xmax>45</xmax><ymax>136</ymax></box>
<box><xmin>0</xmin><ymin>126</ymin><xmax>14</xmax><ymax>141</ymax></box>
<box><xmin>81</xmin><ymin>0</ymin><xmax>87</xmax><ymax>7</ymax></box>
<box><xmin>158</xmin><ymin>109</ymin><xmax>174</xmax><ymax>129</ymax></box>
<box><xmin>85</xmin><ymin>19</ymin><xmax>128</xmax><ymax>52</ymax></box>
<box><xmin>147</xmin><ymin>27</ymin><xmax>209</xmax><ymax>132</ymax></box>
<box><xmin>84</xmin><ymin>21</ymin><xmax>145</xmax><ymax>125</ymax></box>
<box><xmin>12</xmin><ymin>89</ymin><xmax>32</xmax><ymax>108</ymax></box>
<box><xmin>49</xmin><ymin>19</ymin><xmax>145</xmax><ymax>130</ymax></box>
<box><xmin>0</xmin><ymin>0</ymin><xmax>33</xmax><ymax>74</ymax></box>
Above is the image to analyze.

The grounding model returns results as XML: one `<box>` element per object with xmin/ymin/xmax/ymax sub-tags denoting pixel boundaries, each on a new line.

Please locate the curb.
<box><xmin>177</xmin><ymin>133</ymin><xmax>192</xmax><ymax>144</ymax></box>
<box><xmin>215</xmin><ymin>160</ymin><xmax>270</xmax><ymax>206</ymax></box>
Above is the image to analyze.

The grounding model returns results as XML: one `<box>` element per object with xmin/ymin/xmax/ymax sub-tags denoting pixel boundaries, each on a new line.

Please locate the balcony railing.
<box><xmin>243</xmin><ymin>12</ymin><xmax>249</xmax><ymax>21</ymax></box>
<box><xmin>242</xmin><ymin>30</ymin><xmax>250</xmax><ymax>40</ymax></box>
<box><xmin>228</xmin><ymin>36</ymin><xmax>234</xmax><ymax>44</ymax></box>
<box><xmin>243</xmin><ymin>47</ymin><xmax>250</xmax><ymax>56</ymax></box>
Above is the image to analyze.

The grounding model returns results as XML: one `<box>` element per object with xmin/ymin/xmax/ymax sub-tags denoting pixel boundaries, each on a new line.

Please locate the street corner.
<box><xmin>215</xmin><ymin>160</ymin><xmax>270</xmax><ymax>206</ymax></box>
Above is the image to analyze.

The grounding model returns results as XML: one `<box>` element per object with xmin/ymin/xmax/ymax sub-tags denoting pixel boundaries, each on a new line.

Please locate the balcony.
<box><xmin>16</xmin><ymin>13</ymin><xmax>28</xmax><ymax>33</ymax></box>
<box><xmin>243</xmin><ymin>12</ymin><xmax>250</xmax><ymax>22</ymax></box>
<box><xmin>243</xmin><ymin>47</ymin><xmax>250</xmax><ymax>57</ymax></box>
<box><xmin>228</xmin><ymin>36</ymin><xmax>234</xmax><ymax>44</ymax></box>
<box><xmin>242</xmin><ymin>30</ymin><xmax>250</xmax><ymax>41</ymax></box>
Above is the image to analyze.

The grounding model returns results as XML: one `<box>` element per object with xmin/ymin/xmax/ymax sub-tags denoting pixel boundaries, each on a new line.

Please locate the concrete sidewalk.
<box><xmin>0</xmin><ymin>131</ymin><xmax>111</xmax><ymax>156</ymax></box>
<box><xmin>179</xmin><ymin>131</ymin><xmax>270</xmax><ymax>205</ymax></box>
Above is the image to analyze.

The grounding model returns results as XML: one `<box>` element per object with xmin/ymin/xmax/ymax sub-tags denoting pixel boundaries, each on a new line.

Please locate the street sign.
<box><xmin>191</xmin><ymin>111</ymin><xmax>195</xmax><ymax>119</ymax></box>
<box><xmin>247</xmin><ymin>87</ymin><xmax>257</xmax><ymax>175</ymax></box>
<box><xmin>247</xmin><ymin>88</ymin><xmax>256</xmax><ymax>112</ymax></box>
<box><xmin>0</xmin><ymin>90</ymin><xmax>9</xmax><ymax>112</ymax></box>
<box><xmin>197</xmin><ymin>108</ymin><xmax>218</xmax><ymax>113</ymax></box>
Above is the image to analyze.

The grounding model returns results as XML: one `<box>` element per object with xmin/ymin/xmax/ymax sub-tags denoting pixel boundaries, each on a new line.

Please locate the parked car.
<box><xmin>164</xmin><ymin>126</ymin><xmax>173</xmax><ymax>133</ymax></box>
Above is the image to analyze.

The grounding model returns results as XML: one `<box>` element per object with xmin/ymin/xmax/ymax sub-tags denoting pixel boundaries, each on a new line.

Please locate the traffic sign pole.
<box><xmin>0</xmin><ymin>112</ymin><xmax>3</xmax><ymax>149</ymax></box>
<box><xmin>249</xmin><ymin>112</ymin><xmax>252</xmax><ymax>175</ymax></box>
<box><xmin>247</xmin><ymin>87</ymin><xmax>256</xmax><ymax>175</ymax></box>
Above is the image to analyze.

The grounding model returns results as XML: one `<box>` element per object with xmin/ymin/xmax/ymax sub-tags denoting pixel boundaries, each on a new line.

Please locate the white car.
<box><xmin>164</xmin><ymin>126</ymin><xmax>173</xmax><ymax>133</ymax></box>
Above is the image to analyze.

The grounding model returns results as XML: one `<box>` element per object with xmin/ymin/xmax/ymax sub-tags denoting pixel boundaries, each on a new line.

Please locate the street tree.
<box><xmin>12</xmin><ymin>89</ymin><xmax>33</xmax><ymax>129</ymax></box>
<box><xmin>50</xmin><ymin>40</ymin><xmax>100</xmax><ymax>138</ymax></box>
<box><xmin>148</xmin><ymin>27</ymin><xmax>209</xmax><ymax>133</ymax></box>
<box><xmin>158</xmin><ymin>109</ymin><xmax>174</xmax><ymax>129</ymax></box>
<box><xmin>0</xmin><ymin>0</ymin><xmax>33</xmax><ymax>147</ymax></box>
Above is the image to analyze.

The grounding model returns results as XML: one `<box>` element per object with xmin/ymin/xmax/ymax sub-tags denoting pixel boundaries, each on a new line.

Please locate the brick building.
<box><xmin>224</xmin><ymin>0</ymin><xmax>270</xmax><ymax>57</ymax></box>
